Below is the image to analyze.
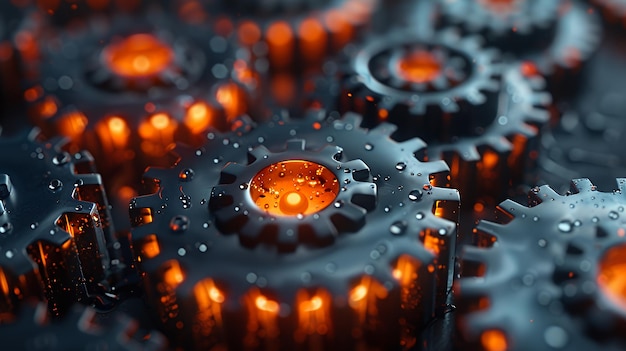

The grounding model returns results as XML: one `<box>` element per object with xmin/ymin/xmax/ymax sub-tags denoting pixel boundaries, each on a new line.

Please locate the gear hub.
<box><xmin>130</xmin><ymin>111</ymin><xmax>459</xmax><ymax>350</ymax></box>
<box><xmin>457</xmin><ymin>178</ymin><xmax>626</xmax><ymax>350</ymax></box>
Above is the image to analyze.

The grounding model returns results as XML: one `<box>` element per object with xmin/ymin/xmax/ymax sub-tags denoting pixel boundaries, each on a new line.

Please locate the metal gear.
<box><xmin>338</xmin><ymin>29</ymin><xmax>551</xmax><ymax>207</ymax></box>
<box><xmin>0</xmin><ymin>128</ymin><xmax>120</xmax><ymax>320</ymax></box>
<box><xmin>436</xmin><ymin>0</ymin><xmax>602</xmax><ymax>91</ymax></box>
<box><xmin>0</xmin><ymin>302</ymin><xmax>167</xmax><ymax>350</ymax></box>
<box><xmin>26</xmin><ymin>11</ymin><xmax>255</xmax><ymax>163</ymax></box>
<box><xmin>189</xmin><ymin>0</ymin><xmax>379</xmax><ymax>71</ymax></box>
<box><xmin>456</xmin><ymin>178</ymin><xmax>626</xmax><ymax>350</ymax></box>
<box><xmin>130</xmin><ymin>110</ymin><xmax>459</xmax><ymax>350</ymax></box>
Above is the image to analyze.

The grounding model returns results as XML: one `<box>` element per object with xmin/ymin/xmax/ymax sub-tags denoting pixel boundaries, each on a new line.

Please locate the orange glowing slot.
<box><xmin>103</xmin><ymin>33</ymin><xmax>174</xmax><ymax>78</ymax></box>
<box><xmin>163</xmin><ymin>260</ymin><xmax>184</xmax><ymax>287</ymax></box>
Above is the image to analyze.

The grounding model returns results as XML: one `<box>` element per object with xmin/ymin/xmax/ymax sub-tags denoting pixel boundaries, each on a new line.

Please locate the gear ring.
<box><xmin>0</xmin><ymin>129</ymin><xmax>120</xmax><ymax>319</ymax></box>
<box><xmin>338</xmin><ymin>29</ymin><xmax>551</xmax><ymax>207</ymax></box>
<box><xmin>211</xmin><ymin>139</ymin><xmax>377</xmax><ymax>251</ymax></box>
<box><xmin>130</xmin><ymin>111</ymin><xmax>459</xmax><ymax>350</ymax></box>
<box><xmin>0</xmin><ymin>301</ymin><xmax>167</xmax><ymax>350</ymax></box>
<box><xmin>457</xmin><ymin>178</ymin><xmax>626</xmax><ymax>350</ymax></box>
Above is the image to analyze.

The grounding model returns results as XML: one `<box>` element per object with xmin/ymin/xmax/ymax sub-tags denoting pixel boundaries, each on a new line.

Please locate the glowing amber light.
<box><xmin>96</xmin><ymin>116</ymin><xmax>131</xmax><ymax>151</ymax></box>
<box><xmin>184</xmin><ymin>101</ymin><xmax>212</xmax><ymax>135</ymax></box>
<box><xmin>249</xmin><ymin>160</ymin><xmax>339</xmax><ymax>216</ymax></box>
<box><xmin>216</xmin><ymin>83</ymin><xmax>247</xmax><ymax>121</ymax></box>
<box><xmin>163</xmin><ymin>260</ymin><xmax>184</xmax><ymax>287</ymax></box>
<box><xmin>598</xmin><ymin>243</ymin><xmax>626</xmax><ymax>310</ymax></box>
<box><xmin>58</xmin><ymin>112</ymin><xmax>88</xmax><ymax>139</ymax></box>
<box><xmin>481</xmin><ymin>330</ymin><xmax>508</xmax><ymax>351</ymax></box>
<box><xmin>255</xmin><ymin>296</ymin><xmax>280</xmax><ymax>314</ymax></box>
<box><xmin>104</xmin><ymin>34</ymin><xmax>174</xmax><ymax>78</ymax></box>
<box><xmin>479</xmin><ymin>0</ymin><xmax>518</xmax><ymax>14</ymax></box>
<box><xmin>142</xmin><ymin>234</ymin><xmax>160</xmax><ymax>259</ymax></box>
<box><xmin>397</xmin><ymin>50</ymin><xmax>442</xmax><ymax>84</ymax></box>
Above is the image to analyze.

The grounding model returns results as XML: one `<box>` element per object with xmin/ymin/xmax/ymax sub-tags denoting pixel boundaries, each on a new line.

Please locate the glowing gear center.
<box><xmin>103</xmin><ymin>33</ymin><xmax>174</xmax><ymax>78</ymax></box>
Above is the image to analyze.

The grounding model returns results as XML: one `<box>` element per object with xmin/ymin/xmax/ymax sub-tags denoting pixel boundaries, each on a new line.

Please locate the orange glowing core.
<box><xmin>598</xmin><ymin>243</ymin><xmax>626</xmax><ymax>310</ymax></box>
<box><xmin>249</xmin><ymin>160</ymin><xmax>339</xmax><ymax>216</ymax></box>
<box><xmin>479</xmin><ymin>0</ymin><xmax>518</xmax><ymax>14</ymax></box>
<box><xmin>104</xmin><ymin>34</ymin><xmax>174</xmax><ymax>78</ymax></box>
<box><xmin>397</xmin><ymin>50</ymin><xmax>442</xmax><ymax>84</ymax></box>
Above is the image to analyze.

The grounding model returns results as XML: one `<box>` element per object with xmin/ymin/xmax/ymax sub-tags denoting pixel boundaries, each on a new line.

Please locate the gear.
<box><xmin>0</xmin><ymin>301</ymin><xmax>167</xmax><ymax>350</ymax></box>
<box><xmin>436</xmin><ymin>0</ymin><xmax>602</xmax><ymax>92</ymax></box>
<box><xmin>130</xmin><ymin>111</ymin><xmax>459</xmax><ymax>350</ymax></box>
<box><xmin>188</xmin><ymin>0</ymin><xmax>379</xmax><ymax>71</ymax></box>
<box><xmin>457</xmin><ymin>178</ymin><xmax>626</xmax><ymax>350</ymax></box>
<box><xmin>26</xmin><ymin>11</ymin><xmax>255</xmax><ymax>169</ymax></box>
<box><xmin>338</xmin><ymin>29</ymin><xmax>551</xmax><ymax>207</ymax></box>
<box><xmin>0</xmin><ymin>128</ymin><xmax>120</xmax><ymax>320</ymax></box>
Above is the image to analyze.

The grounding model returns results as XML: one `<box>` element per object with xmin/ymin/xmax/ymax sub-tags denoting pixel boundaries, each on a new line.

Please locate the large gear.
<box><xmin>188</xmin><ymin>0</ymin><xmax>379</xmax><ymax>71</ymax></box>
<box><xmin>0</xmin><ymin>128</ymin><xmax>121</xmax><ymax>320</ymax></box>
<box><xmin>130</xmin><ymin>110</ymin><xmax>459</xmax><ymax>350</ymax></box>
<box><xmin>0</xmin><ymin>301</ymin><xmax>167</xmax><ymax>350</ymax></box>
<box><xmin>436</xmin><ymin>0</ymin><xmax>602</xmax><ymax>93</ymax></box>
<box><xmin>457</xmin><ymin>178</ymin><xmax>626</xmax><ymax>350</ymax></box>
<box><xmin>338</xmin><ymin>29</ymin><xmax>551</xmax><ymax>207</ymax></box>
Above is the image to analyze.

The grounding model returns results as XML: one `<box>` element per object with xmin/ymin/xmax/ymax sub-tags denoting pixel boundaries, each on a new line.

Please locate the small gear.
<box><xmin>0</xmin><ymin>301</ymin><xmax>167</xmax><ymax>350</ymax></box>
<box><xmin>338</xmin><ymin>29</ymin><xmax>551</xmax><ymax>207</ymax></box>
<box><xmin>457</xmin><ymin>178</ymin><xmax>626</xmax><ymax>350</ymax></box>
<box><xmin>0</xmin><ymin>128</ymin><xmax>120</xmax><ymax>320</ymax></box>
<box><xmin>188</xmin><ymin>0</ymin><xmax>379</xmax><ymax>71</ymax></box>
<box><xmin>436</xmin><ymin>0</ymin><xmax>602</xmax><ymax>92</ymax></box>
<box><xmin>130</xmin><ymin>111</ymin><xmax>459</xmax><ymax>350</ymax></box>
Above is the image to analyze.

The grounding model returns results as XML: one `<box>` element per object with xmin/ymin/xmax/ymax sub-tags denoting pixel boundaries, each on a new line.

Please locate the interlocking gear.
<box><xmin>338</xmin><ymin>29</ymin><xmax>551</xmax><ymax>207</ymax></box>
<box><xmin>130</xmin><ymin>110</ymin><xmax>459</xmax><ymax>350</ymax></box>
<box><xmin>0</xmin><ymin>302</ymin><xmax>167</xmax><ymax>351</ymax></box>
<box><xmin>0</xmin><ymin>129</ymin><xmax>121</xmax><ymax>319</ymax></box>
<box><xmin>436</xmin><ymin>0</ymin><xmax>602</xmax><ymax>91</ymax></box>
<box><xmin>457</xmin><ymin>178</ymin><xmax>626</xmax><ymax>350</ymax></box>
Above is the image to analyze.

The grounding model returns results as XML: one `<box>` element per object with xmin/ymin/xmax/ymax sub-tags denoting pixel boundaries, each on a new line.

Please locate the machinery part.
<box><xmin>130</xmin><ymin>110</ymin><xmax>459</xmax><ymax>350</ymax></box>
<box><xmin>339</xmin><ymin>29</ymin><xmax>551</xmax><ymax>207</ymax></box>
<box><xmin>0</xmin><ymin>301</ymin><xmax>166</xmax><ymax>350</ymax></box>
<box><xmin>436</xmin><ymin>0</ymin><xmax>602</xmax><ymax>95</ymax></box>
<box><xmin>457</xmin><ymin>178</ymin><xmax>626</xmax><ymax>350</ymax></box>
<box><xmin>188</xmin><ymin>0</ymin><xmax>379</xmax><ymax>71</ymax></box>
<box><xmin>0</xmin><ymin>128</ymin><xmax>120</xmax><ymax>320</ymax></box>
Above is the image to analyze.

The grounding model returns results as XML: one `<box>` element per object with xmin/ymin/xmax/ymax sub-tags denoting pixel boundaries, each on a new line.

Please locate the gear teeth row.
<box><xmin>129</xmin><ymin>110</ymin><xmax>459</xmax><ymax>350</ymax></box>
<box><xmin>0</xmin><ymin>129</ymin><xmax>121</xmax><ymax>320</ymax></box>
<box><xmin>457</xmin><ymin>178</ymin><xmax>626</xmax><ymax>351</ymax></box>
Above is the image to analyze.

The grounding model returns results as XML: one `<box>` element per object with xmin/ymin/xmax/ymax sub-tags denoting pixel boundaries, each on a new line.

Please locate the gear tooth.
<box><xmin>49</xmin><ymin>135</ymin><xmax>69</xmax><ymax>150</ymax></box>
<box><xmin>220</xmin><ymin>163</ymin><xmax>247</xmax><ymax>184</ymax></box>
<box><xmin>495</xmin><ymin>199</ymin><xmax>526</xmax><ymax>218</ymax></box>
<box><xmin>461</xmin><ymin>146</ymin><xmax>481</xmax><ymax>162</ymax></box>
<box><xmin>5</xmin><ymin>253</ymin><xmax>38</xmax><ymax>277</ymax></box>
<box><xmin>320</xmin><ymin>144</ymin><xmax>343</xmax><ymax>159</ymax></box>
<box><xmin>399</xmin><ymin>138</ymin><xmax>427</xmax><ymax>154</ymax></box>
<box><xmin>248</xmin><ymin>145</ymin><xmax>271</xmax><ymax>162</ymax></box>
<box><xmin>408</xmin><ymin>102</ymin><xmax>427</xmax><ymax>115</ymax></box>
<box><xmin>428</xmin><ymin>159</ymin><xmax>452</xmax><ymax>174</ymax></box>
<box><xmin>346</xmin><ymin>182</ymin><xmax>377</xmax><ymax>211</ymax></box>
<box><xmin>143</xmin><ymin>167</ymin><xmax>169</xmax><ymax>183</ymax></box>
<box><xmin>475</xmin><ymin>220</ymin><xmax>504</xmax><ymax>238</ymax></box>
<box><xmin>441</xmin><ymin>99</ymin><xmax>459</xmax><ymax>113</ymax></box>
<box><xmin>341</xmin><ymin>112</ymin><xmax>364</xmax><ymax>128</ymax></box>
<box><xmin>461</xmin><ymin>245</ymin><xmax>489</xmax><ymax>266</ymax></box>
<box><xmin>536</xmin><ymin>184</ymin><xmax>561</xmax><ymax>199</ymax></box>
<box><xmin>525</xmin><ymin>108</ymin><xmax>550</xmax><ymax>124</ymax></box>
<box><xmin>370</xmin><ymin>122</ymin><xmax>397</xmax><ymax>136</ymax></box>
<box><xmin>74</xmin><ymin>173</ymin><xmax>102</xmax><ymax>186</ymax></box>
<box><xmin>342</xmin><ymin>159</ymin><xmax>370</xmax><ymax>181</ymax></box>
<box><xmin>27</xmin><ymin>127</ymin><xmax>43</xmax><ymax>142</ymax></box>
<box><xmin>458</xmin><ymin>276</ymin><xmax>488</xmax><ymax>298</ymax></box>
<box><xmin>431</xmin><ymin>187</ymin><xmax>460</xmax><ymax>202</ymax></box>
<box><xmin>570</xmin><ymin>178</ymin><xmax>596</xmax><ymax>193</ymax></box>
<box><xmin>238</xmin><ymin>220</ymin><xmax>262</xmax><ymax>246</ymax></box>
<box><xmin>285</xmin><ymin>139</ymin><xmax>306</xmax><ymax>151</ymax></box>
<box><xmin>616</xmin><ymin>178</ymin><xmax>626</xmax><ymax>193</ymax></box>
<box><xmin>489</xmin><ymin>136</ymin><xmax>513</xmax><ymax>153</ymax></box>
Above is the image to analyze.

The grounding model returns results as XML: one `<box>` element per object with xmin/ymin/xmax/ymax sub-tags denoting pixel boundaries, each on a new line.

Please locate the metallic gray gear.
<box><xmin>130</xmin><ymin>110</ymin><xmax>459</xmax><ymax>350</ymax></box>
<box><xmin>457</xmin><ymin>178</ymin><xmax>626</xmax><ymax>350</ymax></box>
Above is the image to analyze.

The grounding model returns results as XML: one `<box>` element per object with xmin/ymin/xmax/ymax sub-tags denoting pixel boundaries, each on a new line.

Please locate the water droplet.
<box><xmin>533</xmin><ymin>216</ymin><xmax>540</xmax><ymax>222</ymax></box>
<box><xmin>52</xmin><ymin>152</ymin><xmax>71</xmax><ymax>166</ymax></box>
<box><xmin>5</xmin><ymin>250</ymin><xmax>14</xmax><ymax>259</ymax></box>
<box><xmin>395</xmin><ymin>162</ymin><xmax>407</xmax><ymax>171</ymax></box>
<box><xmin>416</xmin><ymin>212</ymin><xmax>425</xmax><ymax>220</ymax></box>
<box><xmin>170</xmin><ymin>215</ymin><xmax>189</xmax><ymax>233</ymax></box>
<box><xmin>30</xmin><ymin>222</ymin><xmax>38</xmax><ymax>230</ymax></box>
<box><xmin>334</xmin><ymin>200</ymin><xmax>344</xmax><ymax>208</ymax></box>
<box><xmin>538</xmin><ymin>239</ymin><xmax>547</xmax><ymax>247</ymax></box>
<box><xmin>180</xmin><ymin>195</ymin><xmax>192</xmax><ymax>209</ymax></box>
<box><xmin>48</xmin><ymin>179</ymin><xmax>63</xmax><ymax>192</ymax></box>
<box><xmin>198</xmin><ymin>243</ymin><xmax>208</xmax><ymax>252</ymax></box>
<box><xmin>408</xmin><ymin>190</ymin><xmax>423</xmax><ymax>201</ymax></box>
<box><xmin>557</xmin><ymin>220</ymin><xmax>573</xmax><ymax>233</ymax></box>
<box><xmin>179</xmin><ymin>168</ymin><xmax>195</xmax><ymax>181</ymax></box>
<box><xmin>423</xmin><ymin>183</ymin><xmax>432</xmax><ymax>191</ymax></box>
<box><xmin>544</xmin><ymin>326</ymin><xmax>568</xmax><ymax>348</ymax></box>
<box><xmin>177</xmin><ymin>248</ymin><xmax>186</xmax><ymax>256</ymax></box>
<box><xmin>390</xmin><ymin>221</ymin><xmax>407</xmax><ymax>235</ymax></box>
<box><xmin>592</xmin><ymin>217</ymin><xmax>599</xmax><ymax>223</ymax></box>
<box><xmin>74</xmin><ymin>204</ymin><xmax>83</xmax><ymax>211</ymax></box>
<box><xmin>239</xmin><ymin>183</ymin><xmax>249</xmax><ymax>190</ymax></box>
<box><xmin>74</xmin><ymin>179</ymin><xmax>84</xmax><ymax>187</ymax></box>
<box><xmin>609</xmin><ymin>211</ymin><xmax>619</xmax><ymax>220</ymax></box>
<box><xmin>364</xmin><ymin>143</ymin><xmax>374</xmax><ymax>151</ymax></box>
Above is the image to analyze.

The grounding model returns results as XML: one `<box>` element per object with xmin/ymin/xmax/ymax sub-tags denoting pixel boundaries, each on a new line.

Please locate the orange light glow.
<box><xmin>598</xmin><ymin>243</ymin><xmax>626</xmax><ymax>310</ymax></box>
<box><xmin>270</xmin><ymin>73</ymin><xmax>296</xmax><ymax>107</ymax></box>
<box><xmin>0</xmin><ymin>269</ymin><xmax>9</xmax><ymax>297</ymax></box>
<box><xmin>397</xmin><ymin>50</ymin><xmax>442</xmax><ymax>84</ymax></box>
<box><xmin>479</xmin><ymin>0</ymin><xmax>518</xmax><ymax>15</ymax></box>
<box><xmin>244</xmin><ymin>289</ymin><xmax>281</xmax><ymax>345</ymax></box>
<box><xmin>482</xmin><ymin>151</ymin><xmax>499</xmax><ymax>169</ymax></box>
<box><xmin>255</xmin><ymin>295</ymin><xmax>280</xmax><ymax>314</ymax></box>
<box><xmin>267</xmin><ymin>21</ymin><xmax>294</xmax><ymax>67</ymax></box>
<box><xmin>325</xmin><ymin>10</ymin><xmax>353</xmax><ymax>49</ymax></box>
<box><xmin>184</xmin><ymin>101</ymin><xmax>213</xmax><ymax>135</ymax></box>
<box><xmin>296</xmin><ymin>290</ymin><xmax>332</xmax><ymax>340</ymax></box>
<box><xmin>481</xmin><ymin>330</ymin><xmax>508</xmax><ymax>351</ymax></box>
<box><xmin>96</xmin><ymin>116</ymin><xmax>131</xmax><ymax>151</ymax></box>
<box><xmin>163</xmin><ymin>260</ymin><xmax>184</xmax><ymax>287</ymax></box>
<box><xmin>58</xmin><ymin>112</ymin><xmax>88</xmax><ymax>139</ymax></box>
<box><xmin>249</xmin><ymin>160</ymin><xmax>339</xmax><ymax>216</ymax></box>
<box><xmin>422</xmin><ymin>230</ymin><xmax>443</xmax><ymax>255</ymax></box>
<box><xmin>142</xmin><ymin>234</ymin><xmax>161</xmax><ymax>259</ymax></box>
<box><xmin>104</xmin><ymin>34</ymin><xmax>174</xmax><ymax>78</ymax></box>
<box><xmin>349</xmin><ymin>276</ymin><xmax>388</xmax><ymax>324</ymax></box>
<box><xmin>238</xmin><ymin>21</ymin><xmax>262</xmax><ymax>46</ymax></box>
<box><xmin>194</xmin><ymin>278</ymin><xmax>224</xmax><ymax>332</ymax></box>
<box><xmin>393</xmin><ymin>255</ymin><xmax>419</xmax><ymax>286</ymax></box>
<box><xmin>138</xmin><ymin>113</ymin><xmax>178</xmax><ymax>156</ymax></box>
<box><xmin>299</xmin><ymin>18</ymin><xmax>326</xmax><ymax>63</ymax></box>
<box><xmin>216</xmin><ymin>83</ymin><xmax>247</xmax><ymax>121</ymax></box>
<box><xmin>38</xmin><ymin>97</ymin><xmax>58</xmax><ymax>119</ymax></box>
